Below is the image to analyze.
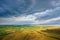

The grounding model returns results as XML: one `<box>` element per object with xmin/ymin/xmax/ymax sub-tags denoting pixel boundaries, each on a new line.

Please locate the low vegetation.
<box><xmin>0</xmin><ymin>25</ymin><xmax>60</xmax><ymax>40</ymax></box>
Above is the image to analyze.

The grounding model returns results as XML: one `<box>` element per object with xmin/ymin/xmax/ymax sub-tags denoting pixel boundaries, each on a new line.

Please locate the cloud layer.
<box><xmin>0</xmin><ymin>0</ymin><xmax>60</xmax><ymax>25</ymax></box>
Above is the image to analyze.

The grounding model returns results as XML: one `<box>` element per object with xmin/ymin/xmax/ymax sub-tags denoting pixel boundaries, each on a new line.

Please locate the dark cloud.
<box><xmin>0</xmin><ymin>0</ymin><xmax>60</xmax><ymax>25</ymax></box>
<box><xmin>36</xmin><ymin>7</ymin><xmax>60</xmax><ymax>20</ymax></box>
<box><xmin>0</xmin><ymin>0</ymin><xmax>56</xmax><ymax>17</ymax></box>
<box><xmin>0</xmin><ymin>0</ymin><xmax>35</xmax><ymax>17</ymax></box>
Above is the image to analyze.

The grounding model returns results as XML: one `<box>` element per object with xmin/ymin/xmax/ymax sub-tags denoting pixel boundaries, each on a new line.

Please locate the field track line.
<box><xmin>36</xmin><ymin>30</ymin><xmax>60</xmax><ymax>40</ymax></box>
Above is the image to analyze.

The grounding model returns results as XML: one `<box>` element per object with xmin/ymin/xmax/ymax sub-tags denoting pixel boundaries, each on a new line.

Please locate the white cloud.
<box><xmin>32</xmin><ymin>17</ymin><xmax>60</xmax><ymax>24</ymax></box>
<box><xmin>0</xmin><ymin>7</ymin><xmax>60</xmax><ymax>25</ymax></box>
<box><xmin>51</xmin><ymin>0</ymin><xmax>60</xmax><ymax>7</ymax></box>
<box><xmin>0</xmin><ymin>15</ymin><xmax>35</xmax><ymax>22</ymax></box>
<box><xmin>34</xmin><ymin>9</ymin><xmax>53</xmax><ymax>16</ymax></box>
<box><xmin>0</xmin><ymin>9</ymin><xmax>52</xmax><ymax>23</ymax></box>
<box><xmin>13</xmin><ymin>15</ymin><xmax>36</xmax><ymax>22</ymax></box>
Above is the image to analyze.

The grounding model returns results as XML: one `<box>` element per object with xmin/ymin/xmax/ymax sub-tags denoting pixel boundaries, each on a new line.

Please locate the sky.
<box><xmin>0</xmin><ymin>0</ymin><xmax>60</xmax><ymax>25</ymax></box>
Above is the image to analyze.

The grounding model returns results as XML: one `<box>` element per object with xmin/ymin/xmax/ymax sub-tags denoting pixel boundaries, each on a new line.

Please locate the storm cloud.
<box><xmin>0</xmin><ymin>0</ymin><xmax>60</xmax><ymax>25</ymax></box>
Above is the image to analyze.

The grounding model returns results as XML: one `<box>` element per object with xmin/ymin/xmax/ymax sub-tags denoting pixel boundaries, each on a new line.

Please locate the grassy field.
<box><xmin>0</xmin><ymin>25</ymin><xmax>60</xmax><ymax>40</ymax></box>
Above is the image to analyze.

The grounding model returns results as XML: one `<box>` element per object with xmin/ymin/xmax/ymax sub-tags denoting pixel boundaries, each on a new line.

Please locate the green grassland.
<box><xmin>0</xmin><ymin>25</ymin><xmax>60</xmax><ymax>40</ymax></box>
